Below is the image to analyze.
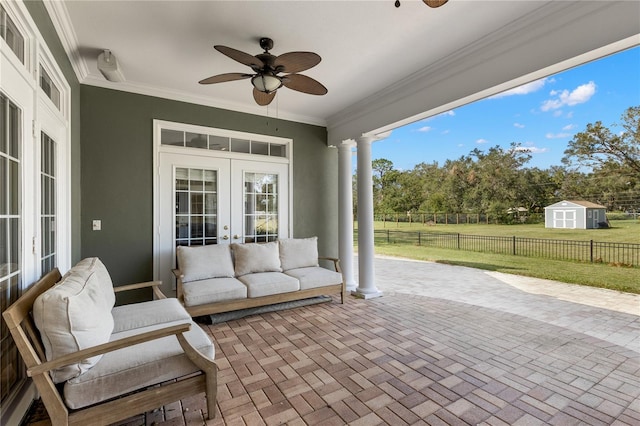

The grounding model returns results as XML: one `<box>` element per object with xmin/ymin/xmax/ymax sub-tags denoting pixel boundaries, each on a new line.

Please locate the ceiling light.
<box><xmin>97</xmin><ymin>49</ymin><xmax>125</xmax><ymax>82</ymax></box>
<box><xmin>251</xmin><ymin>73</ymin><xmax>282</xmax><ymax>93</ymax></box>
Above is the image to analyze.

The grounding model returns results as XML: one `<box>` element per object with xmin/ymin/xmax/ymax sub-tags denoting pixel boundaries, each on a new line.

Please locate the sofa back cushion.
<box><xmin>176</xmin><ymin>244</ymin><xmax>235</xmax><ymax>282</ymax></box>
<box><xmin>279</xmin><ymin>237</ymin><xmax>319</xmax><ymax>271</ymax></box>
<box><xmin>33</xmin><ymin>265</ymin><xmax>115</xmax><ymax>383</ymax></box>
<box><xmin>232</xmin><ymin>242</ymin><xmax>282</xmax><ymax>276</ymax></box>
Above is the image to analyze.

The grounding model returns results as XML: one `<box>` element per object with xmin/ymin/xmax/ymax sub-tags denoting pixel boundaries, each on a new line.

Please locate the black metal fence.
<box><xmin>356</xmin><ymin>230</ymin><xmax>640</xmax><ymax>267</ymax></box>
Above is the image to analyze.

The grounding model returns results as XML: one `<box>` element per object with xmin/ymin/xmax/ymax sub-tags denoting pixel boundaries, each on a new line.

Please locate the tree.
<box><xmin>562</xmin><ymin>106</ymin><xmax>640</xmax><ymax>176</ymax></box>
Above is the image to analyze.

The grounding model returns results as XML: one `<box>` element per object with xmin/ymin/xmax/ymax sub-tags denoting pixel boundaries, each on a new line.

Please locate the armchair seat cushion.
<box><xmin>63</xmin><ymin>320</ymin><xmax>214</xmax><ymax>409</ymax></box>
<box><xmin>182</xmin><ymin>277</ymin><xmax>247</xmax><ymax>306</ymax></box>
<box><xmin>284</xmin><ymin>267</ymin><xmax>343</xmax><ymax>290</ymax></box>
<box><xmin>237</xmin><ymin>272</ymin><xmax>299</xmax><ymax>298</ymax></box>
<box><xmin>111</xmin><ymin>298</ymin><xmax>192</xmax><ymax>333</ymax></box>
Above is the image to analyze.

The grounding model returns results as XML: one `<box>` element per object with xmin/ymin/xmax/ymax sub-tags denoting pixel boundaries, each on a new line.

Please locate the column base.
<box><xmin>351</xmin><ymin>289</ymin><xmax>383</xmax><ymax>300</ymax></box>
<box><xmin>345</xmin><ymin>281</ymin><xmax>358</xmax><ymax>293</ymax></box>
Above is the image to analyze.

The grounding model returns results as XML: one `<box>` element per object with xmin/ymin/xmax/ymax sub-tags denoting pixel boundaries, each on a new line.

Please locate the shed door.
<box><xmin>553</xmin><ymin>210</ymin><xmax>576</xmax><ymax>229</ymax></box>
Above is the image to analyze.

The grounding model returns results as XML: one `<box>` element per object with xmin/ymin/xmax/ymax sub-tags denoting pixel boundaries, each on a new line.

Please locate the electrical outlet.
<box><xmin>92</xmin><ymin>220</ymin><xmax>101</xmax><ymax>231</ymax></box>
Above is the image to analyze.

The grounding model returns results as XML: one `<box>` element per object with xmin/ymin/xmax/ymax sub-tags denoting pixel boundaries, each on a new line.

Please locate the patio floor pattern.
<box><xmin>26</xmin><ymin>257</ymin><xmax>639</xmax><ymax>425</ymax></box>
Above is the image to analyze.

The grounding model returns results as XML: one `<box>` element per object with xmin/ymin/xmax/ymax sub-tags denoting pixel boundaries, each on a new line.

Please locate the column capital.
<box><xmin>338</xmin><ymin>139</ymin><xmax>356</xmax><ymax>150</ymax></box>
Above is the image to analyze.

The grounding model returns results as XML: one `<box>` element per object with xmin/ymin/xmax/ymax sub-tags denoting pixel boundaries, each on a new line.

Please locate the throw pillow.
<box><xmin>176</xmin><ymin>244</ymin><xmax>235</xmax><ymax>282</ymax></box>
<box><xmin>33</xmin><ymin>269</ymin><xmax>115</xmax><ymax>383</ymax></box>
<box><xmin>232</xmin><ymin>241</ymin><xmax>282</xmax><ymax>276</ymax></box>
<box><xmin>278</xmin><ymin>237</ymin><xmax>319</xmax><ymax>270</ymax></box>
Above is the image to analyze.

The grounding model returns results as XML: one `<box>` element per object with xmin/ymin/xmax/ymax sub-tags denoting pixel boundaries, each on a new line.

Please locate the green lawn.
<box><xmin>368</xmin><ymin>219</ymin><xmax>640</xmax><ymax>243</ymax></box>
<box><xmin>354</xmin><ymin>219</ymin><xmax>640</xmax><ymax>294</ymax></box>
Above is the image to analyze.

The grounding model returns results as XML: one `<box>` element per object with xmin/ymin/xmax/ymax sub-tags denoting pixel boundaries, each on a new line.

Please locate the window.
<box><xmin>161</xmin><ymin>128</ymin><xmax>288</xmax><ymax>159</ymax></box>
<box><xmin>40</xmin><ymin>65</ymin><xmax>61</xmax><ymax>110</ymax></box>
<box><xmin>0</xmin><ymin>93</ymin><xmax>23</xmax><ymax>403</ymax></box>
<box><xmin>0</xmin><ymin>5</ymin><xmax>25</xmax><ymax>64</ymax></box>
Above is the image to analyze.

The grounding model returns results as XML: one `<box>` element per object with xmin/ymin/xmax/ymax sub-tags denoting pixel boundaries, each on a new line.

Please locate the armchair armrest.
<box><xmin>27</xmin><ymin>322</ymin><xmax>191</xmax><ymax>377</ymax></box>
<box><xmin>114</xmin><ymin>280</ymin><xmax>166</xmax><ymax>299</ymax></box>
<box><xmin>319</xmin><ymin>256</ymin><xmax>341</xmax><ymax>273</ymax></box>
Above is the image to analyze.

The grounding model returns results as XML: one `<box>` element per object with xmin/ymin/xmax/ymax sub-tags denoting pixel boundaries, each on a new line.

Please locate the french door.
<box><xmin>156</xmin><ymin>152</ymin><xmax>289</xmax><ymax>294</ymax></box>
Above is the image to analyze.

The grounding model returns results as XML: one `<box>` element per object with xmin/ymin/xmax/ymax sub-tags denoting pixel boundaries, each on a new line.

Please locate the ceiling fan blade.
<box><xmin>282</xmin><ymin>74</ymin><xmax>327</xmax><ymax>96</ymax></box>
<box><xmin>198</xmin><ymin>73</ymin><xmax>252</xmax><ymax>85</ymax></box>
<box><xmin>253</xmin><ymin>88</ymin><xmax>277</xmax><ymax>106</ymax></box>
<box><xmin>274</xmin><ymin>52</ymin><xmax>321</xmax><ymax>74</ymax></box>
<box><xmin>214</xmin><ymin>45</ymin><xmax>264</xmax><ymax>69</ymax></box>
<box><xmin>423</xmin><ymin>0</ymin><xmax>448</xmax><ymax>7</ymax></box>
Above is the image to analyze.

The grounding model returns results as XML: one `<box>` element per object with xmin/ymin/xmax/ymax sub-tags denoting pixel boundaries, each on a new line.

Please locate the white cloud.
<box><xmin>541</xmin><ymin>81</ymin><xmax>596</xmax><ymax>111</ymax></box>
<box><xmin>553</xmin><ymin>110</ymin><xmax>563</xmax><ymax>117</ymax></box>
<box><xmin>545</xmin><ymin>132</ymin><xmax>571</xmax><ymax>139</ymax></box>
<box><xmin>513</xmin><ymin>146</ymin><xmax>549</xmax><ymax>154</ymax></box>
<box><xmin>441</xmin><ymin>130</ymin><xmax>450</xmax><ymax>135</ymax></box>
<box><xmin>476</xmin><ymin>138</ymin><xmax>488</xmax><ymax>144</ymax></box>
<box><xmin>514</xmin><ymin>123</ymin><xmax>525</xmax><ymax>129</ymax></box>
<box><xmin>562</xmin><ymin>124</ymin><xmax>576</xmax><ymax>131</ymax></box>
<box><xmin>457</xmin><ymin>143</ymin><xmax>464</xmax><ymax>147</ymax></box>
<box><xmin>418</xmin><ymin>126</ymin><xmax>432</xmax><ymax>132</ymax></box>
<box><xmin>491</xmin><ymin>78</ymin><xmax>548</xmax><ymax>98</ymax></box>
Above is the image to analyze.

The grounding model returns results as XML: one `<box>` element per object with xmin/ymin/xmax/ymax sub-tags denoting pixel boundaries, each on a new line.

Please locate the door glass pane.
<box><xmin>243</xmin><ymin>172</ymin><xmax>278</xmax><ymax>243</ymax></box>
<box><xmin>0</xmin><ymin>93</ymin><xmax>23</xmax><ymax>404</ymax></box>
<box><xmin>41</xmin><ymin>132</ymin><xmax>56</xmax><ymax>274</ymax></box>
<box><xmin>175</xmin><ymin>168</ymin><xmax>218</xmax><ymax>246</ymax></box>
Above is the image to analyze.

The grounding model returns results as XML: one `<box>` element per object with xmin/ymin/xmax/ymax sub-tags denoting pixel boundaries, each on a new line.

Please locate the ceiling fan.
<box><xmin>395</xmin><ymin>0</ymin><xmax>448</xmax><ymax>8</ymax></box>
<box><xmin>199</xmin><ymin>37</ymin><xmax>327</xmax><ymax>106</ymax></box>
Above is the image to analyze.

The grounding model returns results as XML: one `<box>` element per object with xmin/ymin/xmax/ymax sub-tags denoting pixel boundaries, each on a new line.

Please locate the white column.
<box><xmin>354</xmin><ymin>135</ymin><xmax>382</xmax><ymax>299</ymax></box>
<box><xmin>338</xmin><ymin>140</ymin><xmax>357</xmax><ymax>292</ymax></box>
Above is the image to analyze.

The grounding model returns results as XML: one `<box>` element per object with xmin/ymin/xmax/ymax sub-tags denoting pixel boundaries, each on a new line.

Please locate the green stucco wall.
<box><xmin>80</xmin><ymin>86</ymin><xmax>338</xmax><ymax>294</ymax></box>
<box><xmin>24</xmin><ymin>0</ymin><xmax>82</xmax><ymax>263</ymax></box>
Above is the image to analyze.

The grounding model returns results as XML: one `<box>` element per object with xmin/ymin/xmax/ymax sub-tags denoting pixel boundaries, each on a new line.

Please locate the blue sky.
<box><xmin>371</xmin><ymin>46</ymin><xmax>640</xmax><ymax>171</ymax></box>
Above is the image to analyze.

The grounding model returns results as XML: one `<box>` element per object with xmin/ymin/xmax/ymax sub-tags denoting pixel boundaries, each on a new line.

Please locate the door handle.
<box><xmin>233</xmin><ymin>235</ymin><xmax>240</xmax><ymax>240</ymax></box>
<box><xmin>222</xmin><ymin>235</ymin><xmax>229</xmax><ymax>240</ymax></box>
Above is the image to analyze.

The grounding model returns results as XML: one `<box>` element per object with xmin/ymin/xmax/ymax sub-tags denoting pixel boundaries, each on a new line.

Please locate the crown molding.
<box><xmin>43</xmin><ymin>0</ymin><xmax>89</xmax><ymax>81</ymax></box>
<box><xmin>81</xmin><ymin>76</ymin><xmax>327</xmax><ymax>127</ymax></box>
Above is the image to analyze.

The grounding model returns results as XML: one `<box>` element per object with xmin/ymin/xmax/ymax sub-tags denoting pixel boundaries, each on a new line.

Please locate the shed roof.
<box><xmin>545</xmin><ymin>200</ymin><xmax>606</xmax><ymax>209</ymax></box>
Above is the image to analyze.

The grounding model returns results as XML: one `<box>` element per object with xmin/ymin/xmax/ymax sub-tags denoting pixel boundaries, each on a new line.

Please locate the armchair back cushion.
<box><xmin>33</xmin><ymin>267</ymin><xmax>115</xmax><ymax>383</ymax></box>
<box><xmin>232</xmin><ymin>241</ymin><xmax>282</xmax><ymax>276</ymax></box>
<box><xmin>278</xmin><ymin>237</ymin><xmax>319</xmax><ymax>271</ymax></box>
<box><xmin>176</xmin><ymin>244</ymin><xmax>235</xmax><ymax>282</ymax></box>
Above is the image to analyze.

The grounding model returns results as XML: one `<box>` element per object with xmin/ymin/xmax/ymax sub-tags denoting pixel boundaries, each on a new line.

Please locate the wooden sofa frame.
<box><xmin>174</xmin><ymin>256</ymin><xmax>346</xmax><ymax>317</ymax></box>
<box><xmin>2</xmin><ymin>268</ymin><xmax>218</xmax><ymax>426</ymax></box>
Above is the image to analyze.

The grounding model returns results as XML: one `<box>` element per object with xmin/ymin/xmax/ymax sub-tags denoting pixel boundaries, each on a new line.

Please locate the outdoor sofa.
<box><xmin>173</xmin><ymin>237</ymin><xmax>346</xmax><ymax>317</ymax></box>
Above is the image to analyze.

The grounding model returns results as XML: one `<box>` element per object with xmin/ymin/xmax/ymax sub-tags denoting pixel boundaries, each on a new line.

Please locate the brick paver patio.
<box><xmin>26</xmin><ymin>257</ymin><xmax>639</xmax><ymax>425</ymax></box>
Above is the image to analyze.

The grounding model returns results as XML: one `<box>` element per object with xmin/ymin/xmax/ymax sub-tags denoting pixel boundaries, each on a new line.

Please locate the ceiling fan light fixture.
<box><xmin>251</xmin><ymin>73</ymin><xmax>282</xmax><ymax>93</ymax></box>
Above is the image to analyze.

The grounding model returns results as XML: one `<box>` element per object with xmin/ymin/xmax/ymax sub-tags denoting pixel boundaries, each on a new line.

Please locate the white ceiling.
<box><xmin>47</xmin><ymin>1</ymin><xmax>639</xmax><ymax>140</ymax></box>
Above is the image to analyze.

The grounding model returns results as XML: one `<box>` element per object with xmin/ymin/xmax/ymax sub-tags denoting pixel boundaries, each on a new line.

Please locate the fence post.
<box><xmin>418</xmin><ymin>231</ymin><xmax>421</xmax><ymax>246</ymax></box>
<box><xmin>513</xmin><ymin>236</ymin><xmax>516</xmax><ymax>255</ymax></box>
<box><xmin>457</xmin><ymin>233</ymin><xmax>460</xmax><ymax>250</ymax></box>
<box><xmin>387</xmin><ymin>229</ymin><xmax>390</xmax><ymax>244</ymax></box>
<box><xmin>590</xmin><ymin>239</ymin><xmax>593</xmax><ymax>263</ymax></box>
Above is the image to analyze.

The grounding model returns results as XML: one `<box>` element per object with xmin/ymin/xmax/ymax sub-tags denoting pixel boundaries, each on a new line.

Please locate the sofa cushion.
<box><xmin>111</xmin><ymin>298</ymin><xmax>192</xmax><ymax>333</ymax></box>
<box><xmin>278</xmin><ymin>237</ymin><xmax>319</xmax><ymax>271</ymax></box>
<box><xmin>232</xmin><ymin>242</ymin><xmax>282</xmax><ymax>276</ymax></box>
<box><xmin>284</xmin><ymin>266</ymin><xmax>343</xmax><ymax>290</ymax></box>
<box><xmin>33</xmin><ymin>268</ymin><xmax>115</xmax><ymax>383</ymax></box>
<box><xmin>237</xmin><ymin>272</ymin><xmax>299</xmax><ymax>298</ymax></box>
<box><xmin>182</xmin><ymin>277</ymin><xmax>247</xmax><ymax>306</ymax></box>
<box><xmin>177</xmin><ymin>244</ymin><xmax>235</xmax><ymax>283</ymax></box>
<box><xmin>63</xmin><ymin>320</ymin><xmax>214</xmax><ymax>409</ymax></box>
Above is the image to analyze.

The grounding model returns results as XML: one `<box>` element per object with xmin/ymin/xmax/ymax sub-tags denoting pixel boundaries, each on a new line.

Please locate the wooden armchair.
<box><xmin>2</xmin><ymin>267</ymin><xmax>218</xmax><ymax>426</ymax></box>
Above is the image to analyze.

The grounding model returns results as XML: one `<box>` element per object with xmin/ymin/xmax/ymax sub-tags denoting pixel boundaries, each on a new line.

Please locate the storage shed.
<box><xmin>544</xmin><ymin>200</ymin><xmax>607</xmax><ymax>229</ymax></box>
